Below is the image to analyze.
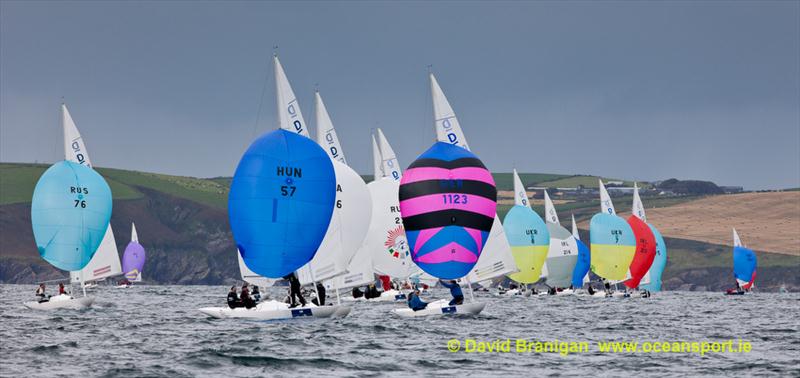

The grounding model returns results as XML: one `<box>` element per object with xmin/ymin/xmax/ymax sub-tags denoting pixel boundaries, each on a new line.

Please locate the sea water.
<box><xmin>0</xmin><ymin>285</ymin><xmax>797</xmax><ymax>377</ymax></box>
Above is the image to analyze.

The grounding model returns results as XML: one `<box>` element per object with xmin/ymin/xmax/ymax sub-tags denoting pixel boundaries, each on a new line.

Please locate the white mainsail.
<box><xmin>371</xmin><ymin>133</ymin><xmax>383</xmax><ymax>181</ymax></box>
<box><xmin>297</xmin><ymin>160</ymin><xmax>372</xmax><ymax>284</ymax></box>
<box><xmin>238</xmin><ymin>251</ymin><xmax>276</xmax><ymax>287</ymax></box>
<box><xmin>733</xmin><ymin>228</ymin><xmax>743</xmax><ymax>247</ymax></box>
<box><xmin>63</xmin><ymin>104</ymin><xmax>122</xmax><ymax>285</ymax></box>
<box><xmin>314</xmin><ymin>91</ymin><xmax>346</xmax><ymax>164</ymax></box>
<box><xmin>513</xmin><ymin>169</ymin><xmax>530</xmax><ymax>207</ymax></box>
<box><xmin>297</xmin><ymin>117</ymin><xmax>372</xmax><ymax>285</ymax></box>
<box><xmin>273</xmin><ymin>55</ymin><xmax>309</xmax><ymax>137</ymax></box>
<box><xmin>599</xmin><ymin>179</ymin><xmax>616</xmax><ymax>215</ymax></box>
<box><xmin>376</xmin><ymin>128</ymin><xmax>401</xmax><ymax>181</ymax></box>
<box><xmin>632</xmin><ymin>183</ymin><xmax>646</xmax><ymax>222</ymax></box>
<box><xmin>430</xmin><ymin>73</ymin><xmax>517</xmax><ymax>283</ymax></box>
<box><xmin>63</xmin><ymin>105</ymin><xmax>92</xmax><ymax>167</ymax></box>
<box><xmin>430</xmin><ymin>73</ymin><xmax>469</xmax><ymax>150</ymax></box>
<box><xmin>366</xmin><ymin>178</ymin><xmax>415</xmax><ymax>279</ymax></box>
<box><xmin>544</xmin><ymin>190</ymin><xmax>560</xmax><ymax>225</ymax></box>
<box><xmin>571</xmin><ymin>214</ymin><xmax>580</xmax><ymax>240</ymax></box>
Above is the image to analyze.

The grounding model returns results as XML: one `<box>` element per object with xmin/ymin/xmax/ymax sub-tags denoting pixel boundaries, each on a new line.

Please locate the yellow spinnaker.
<box><xmin>508</xmin><ymin>245</ymin><xmax>549</xmax><ymax>283</ymax></box>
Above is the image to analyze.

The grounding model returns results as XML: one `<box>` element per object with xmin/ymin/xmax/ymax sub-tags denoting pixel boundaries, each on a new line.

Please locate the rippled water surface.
<box><xmin>1</xmin><ymin>285</ymin><xmax>798</xmax><ymax>377</ymax></box>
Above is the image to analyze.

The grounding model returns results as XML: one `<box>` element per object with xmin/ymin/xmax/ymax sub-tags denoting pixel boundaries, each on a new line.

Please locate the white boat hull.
<box><xmin>24</xmin><ymin>295</ymin><xmax>94</xmax><ymax>310</ymax></box>
<box><xmin>198</xmin><ymin>300</ymin><xmax>343</xmax><ymax>320</ymax></box>
<box><xmin>391</xmin><ymin>300</ymin><xmax>485</xmax><ymax>318</ymax></box>
<box><xmin>342</xmin><ymin>289</ymin><xmax>407</xmax><ymax>303</ymax></box>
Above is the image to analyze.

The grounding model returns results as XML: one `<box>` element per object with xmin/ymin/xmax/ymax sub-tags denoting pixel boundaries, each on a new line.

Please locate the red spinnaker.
<box><xmin>624</xmin><ymin>215</ymin><xmax>657</xmax><ymax>289</ymax></box>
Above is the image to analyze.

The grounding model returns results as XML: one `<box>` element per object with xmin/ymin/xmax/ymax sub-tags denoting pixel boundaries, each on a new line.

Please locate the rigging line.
<box><xmin>251</xmin><ymin>48</ymin><xmax>273</xmax><ymax>140</ymax></box>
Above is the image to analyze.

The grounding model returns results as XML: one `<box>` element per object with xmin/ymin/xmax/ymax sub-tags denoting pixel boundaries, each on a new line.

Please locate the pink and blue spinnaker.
<box><xmin>398</xmin><ymin>142</ymin><xmax>497</xmax><ymax>279</ymax></box>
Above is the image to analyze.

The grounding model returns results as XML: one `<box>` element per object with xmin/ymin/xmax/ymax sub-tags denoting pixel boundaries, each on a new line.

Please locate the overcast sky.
<box><xmin>1</xmin><ymin>1</ymin><xmax>798</xmax><ymax>189</ymax></box>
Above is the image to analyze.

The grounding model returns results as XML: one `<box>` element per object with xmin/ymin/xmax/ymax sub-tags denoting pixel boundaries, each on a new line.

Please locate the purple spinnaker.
<box><xmin>122</xmin><ymin>242</ymin><xmax>146</xmax><ymax>281</ymax></box>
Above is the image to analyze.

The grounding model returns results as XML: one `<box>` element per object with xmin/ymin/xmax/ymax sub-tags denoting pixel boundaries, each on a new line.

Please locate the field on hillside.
<box><xmin>644</xmin><ymin>192</ymin><xmax>800</xmax><ymax>256</ymax></box>
<box><xmin>534</xmin><ymin>175</ymin><xmax>640</xmax><ymax>188</ymax></box>
<box><xmin>0</xmin><ymin>163</ymin><xmax>228</xmax><ymax>209</ymax></box>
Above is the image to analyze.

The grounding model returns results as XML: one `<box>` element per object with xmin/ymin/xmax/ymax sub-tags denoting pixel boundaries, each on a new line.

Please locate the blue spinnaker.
<box><xmin>31</xmin><ymin>161</ymin><xmax>113</xmax><ymax>271</ymax></box>
<box><xmin>733</xmin><ymin>246</ymin><xmax>757</xmax><ymax>288</ymax></box>
<box><xmin>571</xmin><ymin>237</ymin><xmax>591</xmax><ymax>289</ymax></box>
<box><xmin>229</xmin><ymin>129</ymin><xmax>336</xmax><ymax>278</ymax></box>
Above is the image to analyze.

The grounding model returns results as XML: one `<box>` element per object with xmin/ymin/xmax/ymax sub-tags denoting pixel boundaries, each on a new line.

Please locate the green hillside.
<box><xmin>534</xmin><ymin>175</ymin><xmax>644</xmax><ymax>189</ymax></box>
<box><xmin>0</xmin><ymin>164</ymin><xmax>571</xmax><ymax>207</ymax></box>
<box><xmin>0</xmin><ymin>163</ymin><xmax>228</xmax><ymax>208</ymax></box>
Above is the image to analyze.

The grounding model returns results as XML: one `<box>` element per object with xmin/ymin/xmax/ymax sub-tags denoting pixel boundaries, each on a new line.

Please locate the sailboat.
<box><xmin>392</xmin><ymin>142</ymin><xmax>495</xmax><ymax>317</ymax></box>
<box><xmin>295</xmin><ymin>91</ymin><xmax>372</xmax><ymax>314</ymax></box>
<box><xmin>199</xmin><ymin>55</ymin><xmax>340</xmax><ymax>320</ymax></box>
<box><xmin>25</xmin><ymin>160</ymin><xmax>113</xmax><ymax>310</ymax></box>
<box><xmin>541</xmin><ymin>190</ymin><xmax>579</xmax><ymax>293</ymax></box>
<box><xmin>120</xmin><ymin>222</ymin><xmax>146</xmax><ymax>287</ymax></box>
<box><xmin>570</xmin><ymin>214</ymin><xmax>592</xmax><ymax>292</ymax></box>
<box><xmin>623</xmin><ymin>183</ymin><xmax>657</xmax><ymax>293</ymax></box>
<box><xmin>62</xmin><ymin>105</ymin><xmax>123</xmax><ymax>288</ymax></box>
<box><xmin>726</xmin><ymin>228</ymin><xmax>756</xmax><ymax>295</ymax></box>
<box><xmin>500</xmin><ymin>169</ymin><xmax>548</xmax><ymax>296</ymax></box>
<box><xmin>629</xmin><ymin>184</ymin><xmax>667</xmax><ymax>293</ymax></box>
<box><xmin>363</xmin><ymin>129</ymin><xmax>417</xmax><ymax>301</ymax></box>
<box><xmin>429</xmin><ymin>73</ymin><xmax>519</xmax><ymax>293</ymax></box>
<box><xmin>589</xmin><ymin>180</ymin><xmax>636</xmax><ymax>297</ymax></box>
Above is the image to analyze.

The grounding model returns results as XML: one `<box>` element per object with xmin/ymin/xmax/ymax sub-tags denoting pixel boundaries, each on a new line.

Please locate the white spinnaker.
<box><xmin>632</xmin><ymin>183</ymin><xmax>646</xmax><ymax>221</ymax></box>
<box><xmin>315</xmin><ymin>91</ymin><xmax>346</xmax><ymax>164</ymax></box>
<box><xmin>297</xmin><ymin>160</ymin><xmax>372</xmax><ymax>285</ymax></box>
<box><xmin>371</xmin><ymin>133</ymin><xmax>383</xmax><ymax>181</ymax></box>
<box><xmin>273</xmin><ymin>55</ymin><xmax>309</xmax><ymax>137</ymax></box>
<box><xmin>430</xmin><ymin>73</ymin><xmax>517</xmax><ymax>283</ymax></box>
<box><xmin>238</xmin><ymin>251</ymin><xmax>276</xmax><ymax>287</ymax></box>
<box><xmin>543</xmin><ymin>223</ymin><xmax>579</xmax><ymax>288</ymax></box>
<box><xmin>63</xmin><ymin>104</ymin><xmax>122</xmax><ymax>284</ymax></box>
<box><xmin>544</xmin><ymin>190</ymin><xmax>559</xmax><ymax>225</ymax></box>
<box><xmin>430</xmin><ymin>73</ymin><xmax>469</xmax><ymax>150</ymax></box>
<box><xmin>599</xmin><ymin>179</ymin><xmax>616</xmax><ymax>215</ymax></box>
<box><xmin>376</xmin><ymin>128</ymin><xmax>402</xmax><ymax>181</ymax></box>
<box><xmin>513</xmin><ymin>169</ymin><xmax>530</xmax><ymax>207</ymax></box>
<box><xmin>733</xmin><ymin>228</ymin><xmax>743</xmax><ymax>247</ymax></box>
<box><xmin>366</xmin><ymin>178</ymin><xmax>415</xmax><ymax>279</ymax></box>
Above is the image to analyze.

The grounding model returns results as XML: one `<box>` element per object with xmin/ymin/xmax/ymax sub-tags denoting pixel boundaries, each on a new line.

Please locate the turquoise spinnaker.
<box><xmin>229</xmin><ymin>129</ymin><xmax>337</xmax><ymax>278</ymax></box>
<box><xmin>639</xmin><ymin>225</ymin><xmax>667</xmax><ymax>292</ymax></box>
<box><xmin>31</xmin><ymin>161</ymin><xmax>113</xmax><ymax>271</ymax></box>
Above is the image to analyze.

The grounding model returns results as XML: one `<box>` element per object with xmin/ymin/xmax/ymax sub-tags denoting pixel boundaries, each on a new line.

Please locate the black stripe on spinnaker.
<box><xmin>399</xmin><ymin>180</ymin><xmax>497</xmax><ymax>201</ymax></box>
<box><xmin>401</xmin><ymin>209</ymin><xmax>494</xmax><ymax>232</ymax></box>
<box><xmin>407</xmin><ymin>157</ymin><xmax>487</xmax><ymax>170</ymax></box>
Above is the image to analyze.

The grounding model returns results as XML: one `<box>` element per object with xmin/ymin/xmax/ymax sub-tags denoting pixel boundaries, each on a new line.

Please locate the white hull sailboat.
<box><xmin>199</xmin><ymin>301</ymin><xmax>338</xmax><ymax>320</ymax></box>
<box><xmin>391</xmin><ymin>300</ymin><xmax>486</xmax><ymax>318</ymax></box>
<box><xmin>24</xmin><ymin>294</ymin><xmax>95</xmax><ymax>310</ymax></box>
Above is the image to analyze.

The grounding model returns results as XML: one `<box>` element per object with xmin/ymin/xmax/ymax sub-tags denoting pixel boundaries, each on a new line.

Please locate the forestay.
<box><xmin>63</xmin><ymin>104</ymin><xmax>122</xmax><ymax>284</ymax></box>
<box><xmin>431</xmin><ymin>74</ymin><xmax>516</xmax><ymax>283</ymax></box>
